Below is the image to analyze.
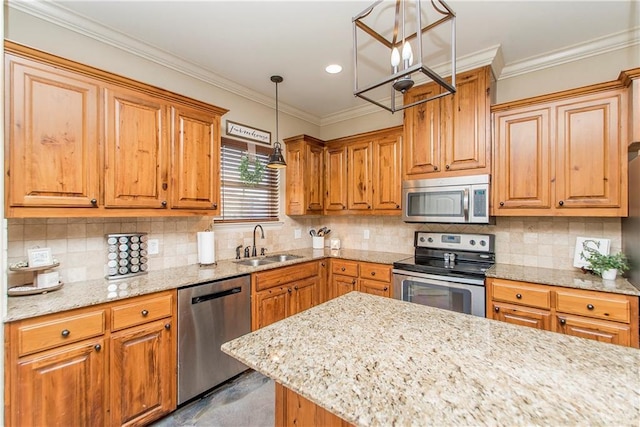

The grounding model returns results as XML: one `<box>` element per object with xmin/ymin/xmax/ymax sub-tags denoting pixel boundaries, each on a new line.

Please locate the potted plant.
<box><xmin>580</xmin><ymin>241</ymin><xmax>629</xmax><ymax>280</ymax></box>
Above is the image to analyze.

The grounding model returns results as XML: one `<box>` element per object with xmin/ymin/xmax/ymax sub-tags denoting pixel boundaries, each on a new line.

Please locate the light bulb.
<box><xmin>402</xmin><ymin>41</ymin><xmax>413</xmax><ymax>61</ymax></box>
<box><xmin>391</xmin><ymin>47</ymin><xmax>400</xmax><ymax>67</ymax></box>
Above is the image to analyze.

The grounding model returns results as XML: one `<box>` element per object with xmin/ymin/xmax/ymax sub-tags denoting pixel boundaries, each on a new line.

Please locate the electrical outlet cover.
<box><xmin>573</xmin><ymin>237</ymin><xmax>610</xmax><ymax>269</ymax></box>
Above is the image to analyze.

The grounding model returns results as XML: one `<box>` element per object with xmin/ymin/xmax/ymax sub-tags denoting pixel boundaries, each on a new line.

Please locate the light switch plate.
<box><xmin>573</xmin><ymin>237</ymin><xmax>610</xmax><ymax>269</ymax></box>
<box><xmin>363</xmin><ymin>229</ymin><xmax>370</xmax><ymax>240</ymax></box>
<box><xmin>148</xmin><ymin>239</ymin><xmax>160</xmax><ymax>255</ymax></box>
<box><xmin>294</xmin><ymin>229</ymin><xmax>301</xmax><ymax>239</ymax></box>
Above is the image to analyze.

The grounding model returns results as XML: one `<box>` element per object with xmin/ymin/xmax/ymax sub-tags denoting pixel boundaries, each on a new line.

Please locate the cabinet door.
<box><xmin>11</xmin><ymin>338</ymin><xmax>106</xmax><ymax>427</ymax></box>
<box><xmin>171</xmin><ymin>105</ymin><xmax>220</xmax><ymax>210</ymax></box>
<box><xmin>493</xmin><ymin>107</ymin><xmax>552</xmax><ymax>213</ymax></box>
<box><xmin>255</xmin><ymin>287</ymin><xmax>290</xmax><ymax>329</ymax></box>
<box><xmin>6</xmin><ymin>55</ymin><xmax>100</xmax><ymax>208</ymax></box>
<box><xmin>347</xmin><ymin>141</ymin><xmax>372</xmax><ymax>210</ymax></box>
<box><xmin>290</xmin><ymin>276</ymin><xmax>319</xmax><ymax>316</ymax></box>
<box><xmin>372</xmin><ymin>132</ymin><xmax>402</xmax><ymax>211</ymax></box>
<box><xmin>285</xmin><ymin>140</ymin><xmax>306</xmax><ymax>215</ymax></box>
<box><xmin>110</xmin><ymin>318</ymin><xmax>175</xmax><ymax>426</ymax></box>
<box><xmin>491</xmin><ymin>301</ymin><xmax>552</xmax><ymax>331</ymax></box>
<box><xmin>284</xmin><ymin>137</ymin><xmax>324</xmax><ymax>215</ymax></box>
<box><xmin>403</xmin><ymin>82</ymin><xmax>441</xmax><ymax>178</ymax></box>
<box><xmin>325</xmin><ymin>145</ymin><xmax>348</xmax><ymax>211</ymax></box>
<box><xmin>556</xmin><ymin>314</ymin><xmax>631</xmax><ymax>347</ymax></box>
<box><xmin>359</xmin><ymin>278</ymin><xmax>391</xmax><ymax>298</ymax></box>
<box><xmin>441</xmin><ymin>67</ymin><xmax>490</xmax><ymax>172</ymax></box>
<box><xmin>331</xmin><ymin>274</ymin><xmax>357</xmax><ymax>299</ymax></box>
<box><xmin>104</xmin><ymin>86</ymin><xmax>169</xmax><ymax>208</ymax></box>
<box><xmin>306</xmin><ymin>143</ymin><xmax>325</xmax><ymax>212</ymax></box>
<box><xmin>555</xmin><ymin>90</ymin><xmax>625</xmax><ymax>210</ymax></box>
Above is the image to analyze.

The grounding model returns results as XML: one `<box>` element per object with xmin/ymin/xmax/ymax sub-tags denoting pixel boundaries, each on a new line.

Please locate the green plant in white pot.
<box><xmin>580</xmin><ymin>241</ymin><xmax>629</xmax><ymax>280</ymax></box>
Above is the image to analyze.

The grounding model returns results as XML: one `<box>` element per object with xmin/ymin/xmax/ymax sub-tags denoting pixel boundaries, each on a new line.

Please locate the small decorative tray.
<box><xmin>8</xmin><ymin>281</ymin><xmax>64</xmax><ymax>297</ymax></box>
<box><xmin>9</xmin><ymin>261</ymin><xmax>60</xmax><ymax>272</ymax></box>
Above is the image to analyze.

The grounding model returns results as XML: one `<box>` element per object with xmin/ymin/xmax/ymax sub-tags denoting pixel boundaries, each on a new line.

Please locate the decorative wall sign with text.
<box><xmin>226</xmin><ymin>121</ymin><xmax>271</xmax><ymax>145</ymax></box>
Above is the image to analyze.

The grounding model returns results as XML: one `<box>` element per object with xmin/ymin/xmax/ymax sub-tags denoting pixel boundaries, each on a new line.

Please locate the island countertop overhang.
<box><xmin>222</xmin><ymin>292</ymin><xmax>640</xmax><ymax>426</ymax></box>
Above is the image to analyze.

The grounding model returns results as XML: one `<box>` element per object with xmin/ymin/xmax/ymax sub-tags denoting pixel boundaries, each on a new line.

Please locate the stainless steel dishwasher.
<box><xmin>177</xmin><ymin>274</ymin><xmax>251</xmax><ymax>405</ymax></box>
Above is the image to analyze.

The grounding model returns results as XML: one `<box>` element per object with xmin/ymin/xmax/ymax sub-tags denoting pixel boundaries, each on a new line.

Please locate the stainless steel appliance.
<box><xmin>177</xmin><ymin>275</ymin><xmax>250</xmax><ymax>405</ymax></box>
<box><xmin>623</xmin><ymin>143</ymin><xmax>640</xmax><ymax>286</ymax></box>
<box><xmin>402</xmin><ymin>174</ymin><xmax>492</xmax><ymax>224</ymax></box>
<box><xmin>393</xmin><ymin>232</ymin><xmax>495</xmax><ymax>317</ymax></box>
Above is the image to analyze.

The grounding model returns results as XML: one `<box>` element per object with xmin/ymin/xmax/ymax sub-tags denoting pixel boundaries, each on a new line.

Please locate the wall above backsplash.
<box><xmin>6</xmin><ymin>216</ymin><xmax>621</xmax><ymax>286</ymax></box>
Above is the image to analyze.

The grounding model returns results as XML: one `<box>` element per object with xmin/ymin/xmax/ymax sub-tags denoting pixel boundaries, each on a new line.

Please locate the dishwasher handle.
<box><xmin>192</xmin><ymin>287</ymin><xmax>242</xmax><ymax>305</ymax></box>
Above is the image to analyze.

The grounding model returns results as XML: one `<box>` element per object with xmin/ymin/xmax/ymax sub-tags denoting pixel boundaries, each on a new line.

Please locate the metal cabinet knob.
<box><xmin>90</xmin><ymin>198</ymin><xmax>98</xmax><ymax>205</ymax></box>
<box><xmin>383</xmin><ymin>287</ymin><xmax>388</xmax><ymax>291</ymax></box>
<box><xmin>321</xmin><ymin>262</ymin><xmax>326</xmax><ymax>267</ymax></box>
<box><xmin>212</xmin><ymin>203</ymin><xmax>218</xmax><ymax>209</ymax></box>
<box><xmin>61</xmin><ymin>329</ymin><xmax>70</xmax><ymax>338</ymax></box>
<box><xmin>287</xmin><ymin>288</ymin><xmax>292</xmax><ymax>293</ymax></box>
<box><xmin>396</xmin><ymin>204</ymin><xmax>400</xmax><ymax>209</ymax></box>
<box><xmin>499</xmin><ymin>202</ymin><xmax>505</xmax><ymax>206</ymax></box>
<box><xmin>560</xmin><ymin>318</ymin><xmax>566</xmax><ymax>325</ymax></box>
<box><xmin>516</xmin><ymin>293</ymin><xmax>522</xmax><ymax>299</ymax></box>
<box><xmin>559</xmin><ymin>200</ymin><xmax>564</xmax><ymax>206</ymax></box>
<box><xmin>294</xmin><ymin>286</ymin><xmax>298</xmax><ymax>290</ymax></box>
<box><xmin>445</xmin><ymin>164</ymin><xmax>450</xmax><ymax>170</ymax></box>
<box><xmin>494</xmin><ymin>307</ymin><xmax>500</xmax><ymax>313</ymax></box>
<box><xmin>341</xmin><ymin>267</ymin><xmax>346</xmax><ymax>271</ymax></box>
<box><xmin>164</xmin><ymin>323</ymin><xmax>171</xmax><ymax>330</ymax></box>
<box><xmin>371</xmin><ymin>272</ymin><xmax>376</xmax><ymax>276</ymax></box>
<box><xmin>434</xmin><ymin>166</ymin><xmax>438</xmax><ymax>171</ymax></box>
<box><xmin>141</xmin><ymin>309</ymin><xmax>149</xmax><ymax>317</ymax></box>
<box><xmin>94</xmin><ymin>344</ymin><xmax>102</xmax><ymax>352</ymax></box>
<box><xmin>587</xmin><ymin>304</ymin><xmax>594</xmax><ymax>310</ymax></box>
<box><xmin>351</xmin><ymin>279</ymin><xmax>356</xmax><ymax>285</ymax></box>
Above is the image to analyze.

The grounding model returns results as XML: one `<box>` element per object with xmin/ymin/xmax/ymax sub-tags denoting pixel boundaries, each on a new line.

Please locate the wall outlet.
<box><xmin>294</xmin><ymin>228</ymin><xmax>302</xmax><ymax>239</ymax></box>
<box><xmin>363</xmin><ymin>229</ymin><xmax>370</xmax><ymax>240</ymax></box>
<box><xmin>148</xmin><ymin>239</ymin><xmax>160</xmax><ymax>255</ymax></box>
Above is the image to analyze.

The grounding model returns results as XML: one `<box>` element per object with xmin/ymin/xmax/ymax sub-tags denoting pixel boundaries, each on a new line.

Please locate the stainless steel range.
<box><xmin>393</xmin><ymin>232</ymin><xmax>495</xmax><ymax>317</ymax></box>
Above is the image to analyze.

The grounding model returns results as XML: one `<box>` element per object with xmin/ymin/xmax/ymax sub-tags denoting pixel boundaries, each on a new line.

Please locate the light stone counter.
<box><xmin>5</xmin><ymin>248</ymin><xmax>410</xmax><ymax>322</ymax></box>
<box><xmin>486</xmin><ymin>263</ymin><xmax>640</xmax><ymax>296</ymax></box>
<box><xmin>222</xmin><ymin>292</ymin><xmax>640</xmax><ymax>427</ymax></box>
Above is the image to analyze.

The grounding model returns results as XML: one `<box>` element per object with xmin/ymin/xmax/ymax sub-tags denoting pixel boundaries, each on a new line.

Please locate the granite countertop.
<box><xmin>486</xmin><ymin>263</ymin><xmax>640</xmax><ymax>296</ymax></box>
<box><xmin>4</xmin><ymin>248</ymin><xmax>410</xmax><ymax>323</ymax></box>
<box><xmin>222</xmin><ymin>292</ymin><xmax>640</xmax><ymax>427</ymax></box>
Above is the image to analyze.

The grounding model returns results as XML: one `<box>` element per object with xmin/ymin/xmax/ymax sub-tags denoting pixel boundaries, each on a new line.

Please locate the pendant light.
<box><xmin>267</xmin><ymin>75</ymin><xmax>286</xmax><ymax>169</ymax></box>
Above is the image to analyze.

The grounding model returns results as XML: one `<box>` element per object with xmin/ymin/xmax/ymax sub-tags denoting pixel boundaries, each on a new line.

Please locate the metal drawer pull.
<box><xmin>61</xmin><ymin>329</ymin><xmax>70</xmax><ymax>338</ymax></box>
<box><xmin>94</xmin><ymin>344</ymin><xmax>101</xmax><ymax>352</ymax></box>
<box><xmin>164</xmin><ymin>323</ymin><xmax>171</xmax><ymax>330</ymax></box>
<box><xmin>371</xmin><ymin>272</ymin><xmax>376</xmax><ymax>276</ymax></box>
<box><xmin>341</xmin><ymin>267</ymin><xmax>346</xmax><ymax>271</ymax></box>
<box><xmin>516</xmin><ymin>293</ymin><xmax>522</xmax><ymax>299</ymax></box>
<box><xmin>559</xmin><ymin>318</ymin><xmax>566</xmax><ymax>325</ymax></box>
<box><xmin>494</xmin><ymin>307</ymin><xmax>500</xmax><ymax>313</ymax></box>
<box><xmin>587</xmin><ymin>304</ymin><xmax>594</xmax><ymax>310</ymax></box>
<box><xmin>141</xmin><ymin>309</ymin><xmax>149</xmax><ymax>317</ymax></box>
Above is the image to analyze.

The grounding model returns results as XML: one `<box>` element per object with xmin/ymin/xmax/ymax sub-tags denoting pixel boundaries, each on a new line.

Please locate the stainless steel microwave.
<box><xmin>402</xmin><ymin>174</ymin><xmax>492</xmax><ymax>224</ymax></box>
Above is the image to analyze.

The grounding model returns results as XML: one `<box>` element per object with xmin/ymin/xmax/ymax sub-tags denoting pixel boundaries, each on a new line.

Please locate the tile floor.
<box><xmin>152</xmin><ymin>370</ymin><xmax>274</xmax><ymax>427</ymax></box>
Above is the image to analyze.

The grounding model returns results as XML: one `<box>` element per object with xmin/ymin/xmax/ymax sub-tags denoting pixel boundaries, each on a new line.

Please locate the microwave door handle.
<box><xmin>463</xmin><ymin>188</ymin><xmax>469</xmax><ymax>221</ymax></box>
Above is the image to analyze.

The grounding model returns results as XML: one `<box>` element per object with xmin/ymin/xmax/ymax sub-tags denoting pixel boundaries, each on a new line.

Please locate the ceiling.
<box><xmin>9</xmin><ymin>1</ymin><xmax>640</xmax><ymax>124</ymax></box>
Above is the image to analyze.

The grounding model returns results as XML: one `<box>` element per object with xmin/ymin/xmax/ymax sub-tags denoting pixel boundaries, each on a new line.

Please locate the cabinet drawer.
<box><xmin>331</xmin><ymin>259</ymin><xmax>359</xmax><ymax>277</ymax></box>
<box><xmin>491</xmin><ymin>280</ymin><xmax>551</xmax><ymax>309</ymax></box>
<box><xmin>17</xmin><ymin>310</ymin><xmax>105</xmax><ymax>356</ymax></box>
<box><xmin>555</xmin><ymin>289</ymin><xmax>630</xmax><ymax>323</ymax></box>
<box><xmin>359</xmin><ymin>262</ymin><xmax>391</xmax><ymax>283</ymax></box>
<box><xmin>254</xmin><ymin>261</ymin><xmax>320</xmax><ymax>291</ymax></box>
<box><xmin>111</xmin><ymin>294</ymin><xmax>173</xmax><ymax>331</ymax></box>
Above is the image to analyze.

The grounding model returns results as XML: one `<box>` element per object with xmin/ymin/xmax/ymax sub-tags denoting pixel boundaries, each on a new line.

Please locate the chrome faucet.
<box><xmin>252</xmin><ymin>224</ymin><xmax>264</xmax><ymax>257</ymax></box>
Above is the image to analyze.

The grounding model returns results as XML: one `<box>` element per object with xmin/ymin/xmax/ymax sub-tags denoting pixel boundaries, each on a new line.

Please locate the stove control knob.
<box><xmin>419</xmin><ymin>237</ymin><xmax>425</xmax><ymax>242</ymax></box>
<box><xmin>480</xmin><ymin>240</ymin><xmax>487</xmax><ymax>247</ymax></box>
<box><xmin>427</xmin><ymin>237</ymin><xmax>433</xmax><ymax>243</ymax></box>
<box><xmin>469</xmin><ymin>240</ymin><xmax>476</xmax><ymax>246</ymax></box>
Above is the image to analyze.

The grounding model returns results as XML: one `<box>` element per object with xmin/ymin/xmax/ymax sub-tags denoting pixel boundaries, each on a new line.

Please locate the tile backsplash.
<box><xmin>6</xmin><ymin>216</ymin><xmax>621</xmax><ymax>286</ymax></box>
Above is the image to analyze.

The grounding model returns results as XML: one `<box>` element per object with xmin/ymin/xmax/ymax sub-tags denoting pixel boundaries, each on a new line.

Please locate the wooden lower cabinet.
<box><xmin>252</xmin><ymin>261</ymin><xmax>323</xmax><ymax>330</ymax></box>
<box><xmin>487</xmin><ymin>278</ymin><xmax>639</xmax><ymax>348</ymax></box>
<box><xmin>329</xmin><ymin>260</ymin><xmax>393</xmax><ymax>300</ymax></box>
<box><xmin>4</xmin><ymin>290</ymin><xmax>177</xmax><ymax>427</ymax></box>
<box><xmin>275</xmin><ymin>383</ymin><xmax>352</xmax><ymax>427</ymax></box>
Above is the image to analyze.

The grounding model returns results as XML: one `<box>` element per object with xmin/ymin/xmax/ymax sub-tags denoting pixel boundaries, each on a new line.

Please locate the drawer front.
<box><xmin>111</xmin><ymin>293</ymin><xmax>173</xmax><ymax>331</ymax></box>
<box><xmin>491</xmin><ymin>280</ymin><xmax>551</xmax><ymax>309</ymax></box>
<box><xmin>254</xmin><ymin>261</ymin><xmax>320</xmax><ymax>291</ymax></box>
<box><xmin>18</xmin><ymin>310</ymin><xmax>105</xmax><ymax>356</ymax></box>
<box><xmin>331</xmin><ymin>259</ymin><xmax>359</xmax><ymax>277</ymax></box>
<box><xmin>555</xmin><ymin>289</ymin><xmax>630</xmax><ymax>323</ymax></box>
<box><xmin>359</xmin><ymin>262</ymin><xmax>391</xmax><ymax>283</ymax></box>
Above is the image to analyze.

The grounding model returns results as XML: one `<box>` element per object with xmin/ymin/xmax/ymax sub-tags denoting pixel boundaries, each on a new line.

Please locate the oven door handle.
<box><xmin>463</xmin><ymin>188</ymin><xmax>469</xmax><ymax>221</ymax></box>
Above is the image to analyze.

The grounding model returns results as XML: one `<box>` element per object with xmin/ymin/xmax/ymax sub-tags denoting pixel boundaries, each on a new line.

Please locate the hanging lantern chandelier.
<box><xmin>353</xmin><ymin>0</ymin><xmax>456</xmax><ymax>113</ymax></box>
<box><xmin>267</xmin><ymin>75</ymin><xmax>286</xmax><ymax>169</ymax></box>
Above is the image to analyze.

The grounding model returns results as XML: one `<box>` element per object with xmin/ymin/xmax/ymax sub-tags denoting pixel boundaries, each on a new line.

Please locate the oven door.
<box><xmin>393</xmin><ymin>271</ymin><xmax>486</xmax><ymax>317</ymax></box>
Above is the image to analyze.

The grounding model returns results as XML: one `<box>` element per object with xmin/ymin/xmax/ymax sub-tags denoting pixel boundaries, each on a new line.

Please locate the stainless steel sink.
<box><xmin>234</xmin><ymin>258</ymin><xmax>275</xmax><ymax>267</ymax></box>
<box><xmin>263</xmin><ymin>254</ymin><xmax>304</xmax><ymax>262</ymax></box>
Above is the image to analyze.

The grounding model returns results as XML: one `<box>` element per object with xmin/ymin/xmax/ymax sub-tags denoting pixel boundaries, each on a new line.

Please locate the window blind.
<box><xmin>220</xmin><ymin>138</ymin><xmax>280</xmax><ymax>222</ymax></box>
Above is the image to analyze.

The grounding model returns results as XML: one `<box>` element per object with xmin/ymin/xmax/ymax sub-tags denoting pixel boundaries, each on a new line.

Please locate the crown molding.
<box><xmin>499</xmin><ymin>26</ymin><xmax>640</xmax><ymax>80</ymax></box>
<box><xmin>7</xmin><ymin>0</ymin><xmax>321</xmax><ymax>126</ymax></box>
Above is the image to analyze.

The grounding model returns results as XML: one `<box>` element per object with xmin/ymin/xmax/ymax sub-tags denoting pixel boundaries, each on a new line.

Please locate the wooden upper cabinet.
<box><xmin>171</xmin><ymin>105</ymin><xmax>220</xmax><ymax>211</ymax></box>
<box><xmin>284</xmin><ymin>135</ymin><xmax>325</xmax><ymax>215</ymax></box>
<box><xmin>5</xmin><ymin>53</ymin><xmax>100</xmax><ymax>209</ymax></box>
<box><xmin>347</xmin><ymin>141</ymin><xmax>373</xmax><ymax>210</ymax></box>
<box><xmin>372</xmin><ymin>131</ymin><xmax>402</xmax><ymax>211</ymax></box>
<box><xmin>555</xmin><ymin>91</ymin><xmax>624</xmax><ymax>210</ymax></box>
<box><xmin>104</xmin><ymin>86</ymin><xmax>169</xmax><ymax>209</ymax></box>
<box><xmin>621</xmin><ymin>67</ymin><xmax>640</xmax><ymax>144</ymax></box>
<box><xmin>325</xmin><ymin>144</ymin><xmax>349</xmax><ymax>212</ymax></box>
<box><xmin>493</xmin><ymin>106</ymin><xmax>552</xmax><ymax>211</ymax></box>
<box><xmin>403</xmin><ymin>66</ymin><xmax>491</xmax><ymax>179</ymax></box>
<box><xmin>492</xmin><ymin>85</ymin><xmax>628</xmax><ymax>217</ymax></box>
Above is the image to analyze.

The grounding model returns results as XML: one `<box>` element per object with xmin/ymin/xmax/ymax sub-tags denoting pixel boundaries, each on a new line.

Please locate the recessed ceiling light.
<box><xmin>325</xmin><ymin>64</ymin><xmax>342</xmax><ymax>74</ymax></box>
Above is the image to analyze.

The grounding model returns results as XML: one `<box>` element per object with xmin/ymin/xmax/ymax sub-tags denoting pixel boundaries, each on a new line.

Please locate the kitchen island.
<box><xmin>222</xmin><ymin>292</ymin><xmax>640</xmax><ymax>426</ymax></box>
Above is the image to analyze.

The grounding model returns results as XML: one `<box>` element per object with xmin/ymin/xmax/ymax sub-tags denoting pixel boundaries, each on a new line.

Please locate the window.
<box><xmin>219</xmin><ymin>137</ymin><xmax>280</xmax><ymax>222</ymax></box>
